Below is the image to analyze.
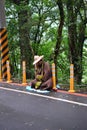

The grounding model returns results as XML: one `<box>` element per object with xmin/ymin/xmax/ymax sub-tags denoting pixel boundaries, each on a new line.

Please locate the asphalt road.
<box><xmin>0</xmin><ymin>85</ymin><xmax>87</xmax><ymax>130</ymax></box>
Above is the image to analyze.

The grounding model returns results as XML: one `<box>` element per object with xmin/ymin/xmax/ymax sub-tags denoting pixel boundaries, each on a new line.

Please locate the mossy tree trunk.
<box><xmin>10</xmin><ymin>0</ymin><xmax>34</xmax><ymax>78</ymax></box>
<box><xmin>66</xmin><ymin>0</ymin><xmax>86</xmax><ymax>84</ymax></box>
<box><xmin>54</xmin><ymin>0</ymin><xmax>64</xmax><ymax>83</ymax></box>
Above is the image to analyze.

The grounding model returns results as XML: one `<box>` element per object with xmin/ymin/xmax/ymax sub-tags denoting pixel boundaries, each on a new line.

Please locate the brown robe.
<box><xmin>31</xmin><ymin>62</ymin><xmax>53</xmax><ymax>90</ymax></box>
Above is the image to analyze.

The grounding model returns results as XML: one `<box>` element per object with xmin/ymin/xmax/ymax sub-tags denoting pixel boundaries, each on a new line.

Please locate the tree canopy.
<box><xmin>5</xmin><ymin>0</ymin><xmax>87</xmax><ymax>85</ymax></box>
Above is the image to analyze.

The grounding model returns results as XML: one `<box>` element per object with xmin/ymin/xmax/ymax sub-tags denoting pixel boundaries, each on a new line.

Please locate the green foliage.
<box><xmin>82</xmin><ymin>42</ymin><xmax>87</xmax><ymax>83</ymax></box>
<box><xmin>57</xmin><ymin>52</ymin><xmax>70</xmax><ymax>84</ymax></box>
<box><xmin>5</xmin><ymin>0</ymin><xmax>87</xmax><ymax>85</ymax></box>
<box><xmin>5</xmin><ymin>1</ymin><xmax>21</xmax><ymax>77</ymax></box>
<box><xmin>38</xmin><ymin>41</ymin><xmax>55</xmax><ymax>62</ymax></box>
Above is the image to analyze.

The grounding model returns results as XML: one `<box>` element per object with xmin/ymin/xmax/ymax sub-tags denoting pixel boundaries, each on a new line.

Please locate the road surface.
<box><xmin>0</xmin><ymin>84</ymin><xmax>87</xmax><ymax>130</ymax></box>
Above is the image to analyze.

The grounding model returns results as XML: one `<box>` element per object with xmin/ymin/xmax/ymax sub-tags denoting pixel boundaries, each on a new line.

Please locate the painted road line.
<box><xmin>0</xmin><ymin>86</ymin><xmax>87</xmax><ymax>107</ymax></box>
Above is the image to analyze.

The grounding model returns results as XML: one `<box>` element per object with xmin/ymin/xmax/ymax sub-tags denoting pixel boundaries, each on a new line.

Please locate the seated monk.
<box><xmin>30</xmin><ymin>55</ymin><xmax>53</xmax><ymax>90</ymax></box>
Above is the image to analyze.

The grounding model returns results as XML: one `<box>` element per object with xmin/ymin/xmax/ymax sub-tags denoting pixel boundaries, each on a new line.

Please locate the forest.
<box><xmin>5</xmin><ymin>0</ymin><xmax>87</xmax><ymax>87</ymax></box>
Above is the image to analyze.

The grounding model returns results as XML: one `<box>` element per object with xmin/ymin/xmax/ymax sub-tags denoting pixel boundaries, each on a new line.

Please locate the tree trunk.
<box><xmin>11</xmin><ymin>0</ymin><xmax>34</xmax><ymax>78</ymax></box>
<box><xmin>54</xmin><ymin>0</ymin><xmax>64</xmax><ymax>83</ymax></box>
<box><xmin>66</xmin><ymin>0</ymin><xmax>86</xmax><ymax>84</ymax></box>
<box><xmin>18</xmin><ymin>9</ymin><xmax>34</xmax><ymax>78</ymax></box>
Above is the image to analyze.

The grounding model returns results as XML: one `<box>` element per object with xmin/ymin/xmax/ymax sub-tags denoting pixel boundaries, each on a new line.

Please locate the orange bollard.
<box><xmin>6</xmin><ymin>60</ymin><xmax>12</xmax><ymax>83</ymax></box>
<box><xmin>52</xmin><ymin>63</ymin><xmax>57</xmax><ymax>91</ymax></box>
<box><xmin>22</xmin><ymin>61</ymin><xmax>27</xmax><ymax>85</ymax></box>
<box><xmin>68</xmin><ymin>64</ymin><xmax>75</xmax><ymax>92</ymax></box>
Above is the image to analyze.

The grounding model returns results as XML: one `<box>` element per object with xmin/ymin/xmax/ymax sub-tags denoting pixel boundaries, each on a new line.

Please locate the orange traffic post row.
<box><xmin>68</xmin><ymin>64</ymin><xmax>75</xmax><ymax>92</ymax></box>
<box><xmin>22</xmin><ymin>61</ymin><xmax>27</xmax><ymax>85</ymax></box>
<box><xmin>52</xmin><ymin>63</ymin><xmax>57</xmax><ymax>91</ymax></box>
<box><xmin>6</xmin><ymin>60</ymin><xmax>12</xmax><ymax>83</ymax></box>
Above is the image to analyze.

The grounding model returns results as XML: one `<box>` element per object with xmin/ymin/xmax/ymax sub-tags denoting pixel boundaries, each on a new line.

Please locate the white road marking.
<box><xmin>0</xmin><ymin>86</ymin><xmax>87</xmax><ymax>107</ymax></box>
